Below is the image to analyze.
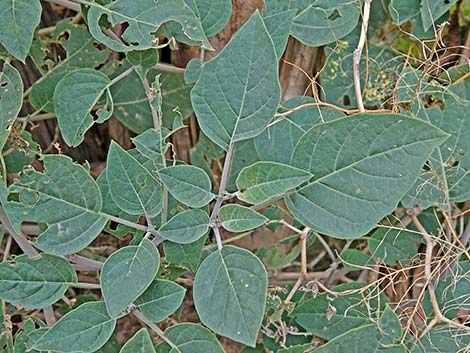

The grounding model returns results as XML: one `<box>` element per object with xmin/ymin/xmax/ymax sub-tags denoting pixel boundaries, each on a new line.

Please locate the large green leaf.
<box><xmin>191</xmin><ymin>11</ymin><xmax>280</xmax><ymax>150</ymax></box>
<box><xmin>158</xmin><ymin>323</ymin><xmax>226</xmax><ymax>353</ymax></box>
<box><xmin>132</xmin><ymin>128</ymin><xmax>168</xmax><ymax>168</ymax></box>
<box><xmin>54</xmin><ymin>68</ymin><xmax>113</xmax><ymax>147</ymax></box>
<box><xmin>101</xmin><ymin>238</ymin><xmax>160</xmax><ymax>317</ymax></box>
<box><xmin>9</xmin><ymin>155</ymin><xmax>107</xmax><ymax>255</ymax></box>
<box><xmin>292</xmin><ymin>283</ymin><xmax>386</xmax><ymax>340</ymax></box>
<box><xmin>87</xmin><ymin>0</ymin><xmax>211</xmax><ymax>52</ymax></box>
<box><xmin>29</xmin><ymin>21</ymin><xmax>109</xmax><ymax>112</ymax></box>
<box><xmin>0</xmin><ymin>254</ymin><xmax>77</xmax><ymax>309</ymax></box>
<box><xmin>106</xmin><ymin>142</ymin><xmax>163</xmax><ymax>218</ymax></box>
<box><xmin>32</xmin><ymin>302</ymin><xmax>115</xmax><ymax>352</ymax></box>
<box><xmin>158</xmin><ymin>165</ymin><xmax>214</xmax><ymax>208</ymax></box>
<box><xmin>219</xmin><ymin>205</ymin><xmax>268</xmax><ymax>232</ymax></box>
<box><xmin>135</xmin><ymin>279</ymin><xmax>186</xmax><ymax>322</ymax></box>
<box><xmin>120</xmin><ymin>329</ymin><xmax>155</xmax><ymax>353</ymax></box>
<box><xmin>236</xmin><ymin>162</ymin><xmax>311</xmax><ymax>204</ymax></box>
<box><xmin>286</xmin><ymin>114</ymin><xmax>448</xmax><ymax>238</ymax></box>
<box><xmin>193</xmin><ymin>245</ymin><xmax>268</xmax><ymax>346</ymax></box>
<box><xmin>420</xmin><ymin>0</ymin><xmax>458</xmax><ymax>31</ymax></box>
<box><xmin>159</xmin><ymin>209</ymin><xmax>209</xmax><ymax>244</ymax></box>
<box><xmin>313</xmin><ymin>324</ymin><xmax>407</xmax><ymax>353</ymax></box>
<box><xmin>0</xmin><ymin>63</ymin><xmax>22</xmax><ymax>151</ymax></box>
<box><xmin>290</xmin><ymin>0</ymin><xmax>360</xmax><ymax>47</ymax></box>
<box><xmin>0</xmin><ymin>0</ymin><xmax>41</xmax><ymax>61</ymax></box>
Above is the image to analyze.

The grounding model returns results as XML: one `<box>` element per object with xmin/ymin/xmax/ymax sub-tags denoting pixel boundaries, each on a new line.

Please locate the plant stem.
<box><xmin>70</xmin><ymin>282</ymin><xmax>101</xmax><ymax>289</ymax></box>
<box><xmin>210</xmin><ymin>143</ymin><xmax>235</xmax><ymax>250</ymax></box>
<box><xmin>45</xmin><ymin>0</ymin><xmax>80</xmax><ymax>11</ymax></box>
<box><xmin>133</xmin><ymin>310</ymin><xmax>178</xmax><ymax>350</ymax></box>
<box><xmin>108</xmin><ymin>66</ymin><xmax>135</xmax><ymax>87</ymax></box>
<box><xmin>353</xmin><ymin>0</ymin><xmax>372</xmax><ymax>112</ymax></box>
<box><xmin>0</xmin><ymin>205</ymin><xmax>38</xmax><ymax>257</ymax></box>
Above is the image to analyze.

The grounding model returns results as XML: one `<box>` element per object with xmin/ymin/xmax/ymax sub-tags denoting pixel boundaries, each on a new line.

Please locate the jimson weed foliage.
<box><xmin>0</xmin><ymin>0</ymin><xmax>469</xmax><ymax>352</ymax></box>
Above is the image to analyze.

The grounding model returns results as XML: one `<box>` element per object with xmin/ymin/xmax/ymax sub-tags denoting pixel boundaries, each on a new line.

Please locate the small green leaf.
<box><xmin>135</xmin><ymin>279</ymin><xmax>185</xmax><ymax>323</ymax></box>
<box><xmin>159</xmin><ymin>323</ymin><xmax>226</xmax><ymax>353</ymax></box>
<box><xmin>87</xmin><ymin>0</ymin><xmax>212</xmax><ymax>52</ymax></box>
<box><xmin>191</xmin><ymin>11</ymin><xmax>280</xmax><ymax>150</ymax></box>
<box><xmin>101</xmin><ymin>239</ymin><xmax>160</xmax><ymax>317</ymax></box>
<box><xmin>54</xmin><ymin>68</ymin><xmax>113</xmax><ymax>147</ymax></box>
<box><xmin>379</xmin><ymin>305</ymin><xmax>402</xmax><ymax>343</ymax></box>
<box><xmin>219</xmin><ymin>205</ymin><xmax>268</xmax><ymax>232</ymax></box>
<box><xmin>106</xmin><ymin>142</ymin><xmax>163</xmax><ymax>218</ymax></box>
<box><xmin>32</xmin><ymin>302</ymin><xmax>116</xmax><ymax>353</ymax></box>
<box><xmin>9</xmin><ymin>155</ymin><xmax>107</xmax><ymax>255</ymax></box>
<box><xmin>236</xmin><ymin>162</ymin><xmax>311</xmax><ymax>204</ymax></box>
<box><xmin>0</xmin><ymin>0</ymin><xmax>42</xmax><ymax>61</ymax></box>
<box><xmin>287</xmin><ymin>114</ymin><xmax>448</xmax><ymax>238</ymax></box>
<box><xmin>0</xmin><ymin>254</ymin><xmax>77</xmax><ymax>309</ymax></box>
<box><xmin>420</xmin><ymin>0</ymin><xmax>458</xmax><ymax>31</ymax></box>
<box><xmin>120</xmin><ymin>329</ymin><xmax>155</xmax><ymax>353</ymax></box>
<box><xmin>193</xmin><ymin>245</ymin><xmax>268</xmax><ymax>346</ymax></box>
<box><xmin>159</xmin><ymin>209</ymin><xmax>209</xmax><ymax>244</ymax></box>
<box><xmin>127</xmin><ymin>49</ymin><xmax>159</xmax><ymax>70</ymax></box>
<box><xmin>340</xmin><ymin>249</ymin><xmax>373</xmax><ymax>271</ymax></box>
<box><xmin>158</xmin><ymin>165</ymin><xmax>214</xmax><ymax>208</ymax></box>
<box><xmin>132</xmin><ymin>128</ymin><xmax>168</xmax><ymax>168</ymax></box>
<box><xmin>368</xmin><ymin>228</ymin><xmax>419</xmax><ymax>266</ymax></box>
<box><xmin>411</xmin><ymin>326</ymin><xmax>470</xmax><ymax>353</ymax></box>
<box><xmin>0</xmin><ymin>63</ymin><xmax>23</xmax><ymax>151</ymax></box>
<box><xmin>184</xmin><ymin>0</ymin><xmax>232</xmax><ymax>37</ymax></box>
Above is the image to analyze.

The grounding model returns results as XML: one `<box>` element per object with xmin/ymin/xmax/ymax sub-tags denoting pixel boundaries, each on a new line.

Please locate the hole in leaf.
<box><xmin>327</xmin><ymin>9</ymin><xmax>341</xmax><ymax>21</ymax></box>
<box><xmin>343</xmin><ymin>95</ymin><xmax>351</xmax><ymax>106</ymax></box>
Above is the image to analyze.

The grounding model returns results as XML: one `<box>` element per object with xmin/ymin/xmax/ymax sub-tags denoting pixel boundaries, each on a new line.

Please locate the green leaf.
<box><xmin>110</xmin><ymin>65</ymin><xmax>193</xmax><ymax>133</ymax></box>
<box><xmin>292</xmin><ymin>283</ymin><xmax>386</xmax><ymax>340</ymax></box>
<box><xmin>132</xmin><ymin>128</ymin><xmax>168</xmax><ymax>168</ymax></box>
<box><xmin>120</xmin><ymin>329</ymin><xmax>155</xmax><ymax>353</ymax></box>
<box><xmin>402</xmin><ymin>81</ymin><xmax>470</xmax><ymax>209</ymax></box>
<box><xmin>368</xmin><ymin>228</ymin><xmax>419</xmax><ymax>266</ymax></box>
<box><xmin>389</xmin><ymin>0</ymin><xmax>421</xmax><ymax>25</ymax></box>
<box><xmin>10</xmin><ymin>155</ymin><xmax>107</xmax><ymax>255</ymax></box>
<box><xmin>410</xmin><ymin>326</ymin><xmax>470</xmax><ymax>353</ymax></box>
<box><xmin>158</xmin><ymin>165</ymin><xmax>214</xmax><ymax>208</ymax></box>
<box><xmin>313</xmin><ymin>324</ymin><xmax>407</xmax><ymax>353</ymax></box>
<box><xmin>184</xmin><ymin>0</ymin><xmax>232</xmax><ymax>37</ymax></box>
<box><xmin>101</xmin><ymin>238</ymin><xmax>160</xmax><ymax>317</ymax></box>
<box><xmin>0</xmin><ymin>254</ymin><xmax>76</xmax><ymax>309</ymax></box>
<box><xmin>127</xmin><ymin>50</ymin><xmax>159</xmax><ymax>71</ymax></box>
<box><xmin>87</xmin><ymin>0</ymin><xmax>212</xmax><ymax>52</ymax></box>
<box><xmin>236</xmin><ymin>162</ymin><xmax>311</xmax><ymax>204</ymax></box>
<box><xmin>254</xmin><ymin>96</ymin><xmax>344</xmax><ymax>165</ymax></box>
<box><xmin>29</xmin><ymin>21</ymin><xmax>109</xmax><ymax>112</ymax></box>
<box><xmin>191</xmin><ymin>11</ymin><xmax>280</xmax><ymax>150</ymax></box>
<box><xmin>0</xmin><ymin>63</ymin><xmax>23</xmax><ymax>151</ymax></box>
<box><xmin>4</xmin><ymin>130</ymin><xmax>40</xmax><ymax>174</ymax></box>
<box><xmin>290</xmin><ymin>0</ymin><xmax>360</xmax><ymax>47</ymax></box>
<box><xmin>164</xmin><ymin>235</ymin><xmax>207</xmax><ymax>272</ymax></box>
<box><xmin>54</xmin><ymin>68</ymin><xmax>113</xmax><ymax>147</ymax></box>
<box><xmin>379</xmin><ymin>305</ymin><xmax>402</xmax><ymax>344</ymax></box>
<box><xmin>340</xmin><ymin>249</ymin><xmax>373</xmax><ymax>271</ymax></box>
<box><xmin>219</xmin><ymin>205</ymin><xmax>268</xmax><ymax>232</ymax></box>
<box><xmin>135</xmin><ymin>279</ymin><xmax>185</xmax><ymax>322</ymax></box>
<box><xmin>263</xmin><ymin>4</ymin><xmax>296</xmax><ymax>58</ymax></box>
<box><xmin>106</xmin><ymin>142</ymin><xmax>163</xmax><ymax>218</ymax></box>
<box><xmin>32</xmin><ymin>302</ymin><xmax>116</xmax><ymax>352</ymax></box>
<box><xmin>159</xmin><ymin>209</ymin><xmax>209</xmax><ymax>244</ymax></box>
<box><xmin>420</xmin><ymin>0</ymin><xmax>458</xmax><ymax>31</ymax></box>
<box><xmin>0</xmin><ymin>0</ymin><xmax>41</xmax><ymax>61</ymax></box>
<box><xmin>286</xmin><ymin>114</ymin><xmax>448</xmax><ymax>238</ymax></box>
<box><xmin>193</xmin><ymin>245</ymin><xmax>268</xmax><ymax>346</ymax></box>
<box><xmin>159</xmin><ymin>323</ymin><xmax>226</xmax><ymax>353</ymax></box>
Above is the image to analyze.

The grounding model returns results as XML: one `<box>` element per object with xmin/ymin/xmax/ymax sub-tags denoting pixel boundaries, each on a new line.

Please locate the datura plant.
<box><xmin>0</xmin><ymin>0</ymin><xmax>469</xmax><ymax>352</ymax></box>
